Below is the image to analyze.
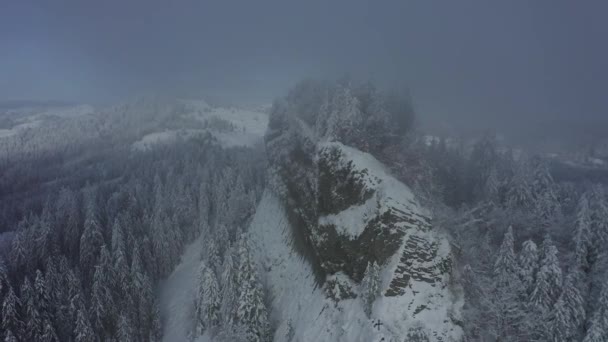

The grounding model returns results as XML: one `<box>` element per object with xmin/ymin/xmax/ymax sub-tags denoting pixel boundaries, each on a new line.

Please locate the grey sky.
<box><xmin>1</xmin><ymin>0</ymin><xmax>607</xmax><ymax>131</ymax></box>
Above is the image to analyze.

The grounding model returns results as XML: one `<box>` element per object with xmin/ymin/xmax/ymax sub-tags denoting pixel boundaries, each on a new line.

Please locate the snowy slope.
<box><xmin>158</xmin><ymin>236</ymin><xmax>204</xmax><ymax>342</ymax></box>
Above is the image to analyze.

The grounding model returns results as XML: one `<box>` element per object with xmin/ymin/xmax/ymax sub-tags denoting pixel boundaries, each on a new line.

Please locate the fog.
<box><xmin>2</xmin><ymin>0</ymin><xmax>607</xmax><ymax>136</ymax></box>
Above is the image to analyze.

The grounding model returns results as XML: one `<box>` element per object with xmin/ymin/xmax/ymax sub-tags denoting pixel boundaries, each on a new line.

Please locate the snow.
<box><xmin>132</xmin><ymin>99</ymin><xmax>268</xmax><ymax>150</ymax></box>
<box><xmin>132</xmin><ymin>130</ymin><xmax>207</xmax><ymax>151</ymax></box>
<box><xmin>250</xmin><ymin>186</ymin><xmax>461</xmax><ymax>341</ymax></box>
<box><xmin>158</xmin><ymin>236</ymin><xmax>204</xmax><ymax>342</ymax></box>
<box><xmin>318</xmin><ymin>194</ymin><xmax>377</xmax><ymax>237</ymax></box>
<box><xmin>317</xmin><ymin>142</ymin><xmax>425</xmax><ymax>238</ymax></box>
<box><xmin>249</xmin><ymin>190</ymin><xmax>382</xmax><ymax>342</ymax></box>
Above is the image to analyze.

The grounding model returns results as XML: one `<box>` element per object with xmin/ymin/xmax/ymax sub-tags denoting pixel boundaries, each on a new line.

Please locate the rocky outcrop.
<box><xmin>263</xmin><ymin>81</ymin><xmax>462</xmax><ymax>341</ymax></box>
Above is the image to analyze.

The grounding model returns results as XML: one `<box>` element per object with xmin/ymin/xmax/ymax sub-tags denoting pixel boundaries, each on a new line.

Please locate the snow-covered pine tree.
<box><xmin>40</xmin><ymin>319</ymin><xmax>59</xmax><ymax>342</ymax></box>
<box><xmin>235</xmin><ymin>237</ymin><xmax>270</xmax><ymax>342</ymax></box>
<box><xmin>360</xmin><ymin>261</ymin><xmax>380</xmax><ymax>317</ymax></box>
<box><xmin>195</xmin><ymin>262</ymin><xmax>221</xmax><ymax>336</ymax></box>
<box><xmin>21</xmin><ymin>277</ymin><xmax>42</xmax><ymax>341</ymax></box>
<box><xmin>66</xmin><ymin>269</ymin><xmax>85</xmax><ymax>342</ymax></box>
<box><xmin>583</xmin><ymin>280</ymin><xmax>608</xmax><ymax>342</ymax></box>
<box><xmin>493</xmin><ymin>226</ymin><xmax>526</xmax><ymax>341</ymax></box>
<box><xmin>10</xmin><ymin>229</ymin><xmax>27</xmax><ymax>272</ymax></box>
<box><xmin>3</xmin><ymin>330</ymin><xmax>17</xmax><ymax>342</ymax></box>
<box><xmin>203</xmin><ymin>238</ymin><xmax>221</xmax><ymax>276</ymax></box>
<box><xmin>36</xmin><ymin>203</ymin><xmax>56</xmax><ymax>263</ymax></box>
<box><xmin>461</xmin><ymin>265</ymin><xmax>494</xmax><ymax>341</ymax></box>
<box><xmin>34</xmin><ymin>269</ymin><xmax>58</xmax><ymax>341</ymax></box>
<box><xmin>550</xmin><ymin>271</ymin><xmax>585</xmax><ymax>342</ymax></box>
<box><xmin>530</xmin><ymin>234</ymin><xmax>563</xmax><ymax>312</ymax></box>
<box><xmin>529</xmin><ymin>234</ymin><xmax>563</xmax><ymax>339</ymax></box>
<box><xmin>574</xmin><ymin>193</ymin><xmax>593</xmax><ymax>272</ymax></box>
<box><xmin>74</xmin><ymin>308</ymin><xmax>95</xmax><ymax>342</ymax></box>
<box><xmin>89</xmin><ymin>245</ymin><xmax>115</xmax><ymax>339</ymax></box>
<box><xmin>590</xmin><ymin>185</ymin><xmax>608</xmax><ymax>247</ymax></box>
<box><xmin>117</xmin><ymin>312</ymin><xmax>134</xmax><ymax>341</ymax></box>
<box><xmin>220</xmin><ymin>244</ymin><xmax>238</xmax><ymax>328</ymax></box>
<box><xmin>1</xmin><ymin>285</ymin><xmax>22</xmax><ymax>338</ymax></box>
<box><xmin>112</xmin><ymin>219</ymin><xmax>132</xmax><ymax>308</ymax></box>
<box><xmin>506</xmin><ymin>162</ymin><xmax>533</xmax><ymax>210</ymax></box>
<box><xmin>518</xmin><ymin>239</ymin><xmax>539</xmax><ymax>295</ymax></box>
<box><xmin>79</xmin><ymin>204</ymin><xmax>104</xmax><ymax>284</ymax></box>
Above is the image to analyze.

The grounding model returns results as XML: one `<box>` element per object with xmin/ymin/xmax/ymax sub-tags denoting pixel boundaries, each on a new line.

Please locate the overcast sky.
<box><xmin>1</xmin><ymin>0</ymin><xmax>607</xmax><ymax>131</ymax></box>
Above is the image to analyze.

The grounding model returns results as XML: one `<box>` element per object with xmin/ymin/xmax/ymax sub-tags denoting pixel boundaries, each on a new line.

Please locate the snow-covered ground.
<box><xmin>158</xmin><ymin>236</ymin><xmax>204</xmax><ymax>342</ymax></box>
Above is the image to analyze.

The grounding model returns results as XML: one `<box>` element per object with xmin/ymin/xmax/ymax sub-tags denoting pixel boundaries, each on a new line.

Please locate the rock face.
<box><xmin>263</xmin><ymin>82</ymin><xmax>463</xmax><ymax>341</ymax></box>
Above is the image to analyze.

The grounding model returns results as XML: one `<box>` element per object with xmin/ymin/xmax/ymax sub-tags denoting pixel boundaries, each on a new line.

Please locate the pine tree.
<box><xmin>40</xmin><ymin>319</ymin><xmax>58</xmax><ymax>342</ymax></box>
<box><xmin>360</xmin><ymin>261</ymin><xmax>380</xmax><ymax>317</ymax></box>
<box><xmin>112</xmin><ymin>220</ymin><xmax>131</xmax><ymax>307</ymax></box>
<box><xmin>518</xmin><ymin>240</ymin><xmax>539</xmax><ymax>294</ymax></box>
<box><xmin>79</xmin><ymin>206</ymin><xmax>104</xmax><ymax>283</ymax></box>
<box><xmin>10</xmin><ymin>229</ymin><xmax>27</xmax><ymax>272</ymax></box>
<box><xmin>583</xmin><ymin>280</ymin><xmax>608</xmax><ymax>342</ymax></box>
<box><xmin>21</xmin><ymin>277</ymin><xmax>42</xmax><ymax>341</ymax></box>
<box><xmin>66</xmin><ymin>268</ymin><xmax>85</xmax><ymax>340</ymax></box>
<box><xmin>117</xmin><ymin>312</ymin><xmax>134</xmax><ymax>341</ymax></box>
<box><xmin>2</xmin><ymin>285</ymin><xmax>22</xmax><ymax>337</ymax></box>
<box><xmin>550</xmin><ymin>272</ymin><xmax>585</xmax><ymax>342</ymax></box>
<box><xmin>203</xmin><ymin>237</ymin><xmax>221</xmax><ymax>276</ymax></box>
<box><xmin>111</xmin><ymin>217</ymin><xmax>126</xmax><ymax>256</ymax></box>
<box><xmin>574</xmin><ymin>193</ymin><xmax>593</xmax><ymax>272</ymax></box>
<box><xmin>220</xmin><ymin>244</ymin><xmax>238</xmax><ymax>328</ymax></box>
<box><xmin>494</xmin><ymin>227</ymin><xmax>520</xmax><ymax>288</ymax></box>
<box><xmin>195</xmin><ymin>262</ymin><xmax>221</xmax><ymax>336</ymax></box>
<box><xmin>591</xmin><ymin>186</ymin><xmax>608</xmax><ymax>247</ymax></box>
<box><xmin>529</xmin><ymin>234</ymin><xmax>563</xmax><ymax>340</ymax></box>
<box><xmin>530</xmin><ymin>234</ymin><xmax>563</xmax><ymax>313</ymax></box>
<box><xmin>493</xmin><ymin>227</ymin><xmax>526</xmax><ymax>340</ymax></box>
<box><xmin>3</xmin><ymin>330</ymin><xmax>16</xmax><ymax>342</ymax></box>
<box><xmin>506</xmin><ymin>162</ymin><xmax>533</xmax><ymax>209</ymax></box>
<box><xmin>89</xmin><ymin>246</ymin><xmax>115</xmax><ymax>339</ymax></box>
<box><xmin>37</xmin><ymin>205</ymin><xmax>56</xmax><ymax>263</ymax></box>
<box><xmin>235</xmin><ymin>238</ymin><xmax>270</xmax><ymax>342</ymax></box>
<box><xmin>74</xmin><ymin>308</ymin><xmax>95</xmax><ymax>342</ymax></box>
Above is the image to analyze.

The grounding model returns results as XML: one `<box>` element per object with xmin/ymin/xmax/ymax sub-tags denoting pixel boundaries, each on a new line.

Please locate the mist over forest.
<box><xmin>1</xmin><ymin>1</ymin><xmax>608</xmax><ymax>342</ymax></box>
